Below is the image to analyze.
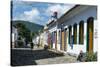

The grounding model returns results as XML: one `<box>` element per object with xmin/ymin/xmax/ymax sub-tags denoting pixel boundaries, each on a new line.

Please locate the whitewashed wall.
<box><xmin>61</xmin><ymin>6</ymin><xmax>97</xmax><ymax>55</ymax></box>
<box><xmin>93</xmin><ymin>20</ymin><xmax>98</xmax><ymax>52</ymax></box>
<box><xmin>12</xmin><ymin>33</ymin><xmax>14</xmax><ymax>42</ymax></box>
<box><xmin>12</xmin><ymin>27</ymin><xmax>18</xmax><ymax>48</ymax></box>
<box><xmin>42</xmin><ymin>31</ymin><xmax>48</xmax><ymax>46</ymax></box>
<box><xmin>47</xmin><ymin>6</ymin><xmax>97</xmax><ymax>55</ymax></box>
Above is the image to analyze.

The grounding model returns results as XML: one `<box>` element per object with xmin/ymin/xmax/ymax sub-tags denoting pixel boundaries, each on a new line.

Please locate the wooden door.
<box><xmin>64</xmin><ymin>30</ymin><xmax>67</xmax><ymax>51</ymax></box>
<box><xmin>55</xmin><ymin>32</ymin><xmax>57</xmax><ymax>50</ymax></box>
<box><xmin>61</xmin><ymin>31</ymin><xmax>64</xmax><ymax>50</ymax></box>
<box><xmin>87</xmin><ymin>17</ymin><xmax>94</xmax><ymax>52</ymax></box>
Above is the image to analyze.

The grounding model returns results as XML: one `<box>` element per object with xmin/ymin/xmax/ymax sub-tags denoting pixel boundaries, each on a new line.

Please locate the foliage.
<box><xmin>85</xmin><ymin>52</ymin><xmax>97</xmax><ymax>62</ymax></box>
<box><xmin>15</xmin><ymin>22</ymin><xmax>32</xmax><ymax>42</ymax></box>
<box><xmin>12</xmin><ymin>20</ymin><xmax>44</xmax><ymax>47</ymax></box>
<box><xmin>77</xmin><ymin>52</ymin><xmax>97</xmax><ymax>62</ymax></box>
<box><xmin>12</xmin><ymin>20</ymin><xmax>44</xmax><ymax>32</ymax></box>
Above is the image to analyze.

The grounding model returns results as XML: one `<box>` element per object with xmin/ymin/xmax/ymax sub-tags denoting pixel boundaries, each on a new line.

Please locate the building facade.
<box><xmin>12</xmin><ymin>26</ymin><xmax>18</xmax><ymax>48</ymax></box>
<box><xmin>46</xmin><ymin>5</ymin><xmax>97</xmax><ymax>55</ymax></box>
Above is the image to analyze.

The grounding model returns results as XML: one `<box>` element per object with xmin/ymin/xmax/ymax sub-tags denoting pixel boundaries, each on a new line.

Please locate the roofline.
<box><xmin>47</xmin><ymin>5</ymin><xmax>80</xmax><ymax>26</ymax></box>
<box><xmin>58</xmin><ymin>5</ymin><xmax>79</xmax><ymax>21</ymax></box>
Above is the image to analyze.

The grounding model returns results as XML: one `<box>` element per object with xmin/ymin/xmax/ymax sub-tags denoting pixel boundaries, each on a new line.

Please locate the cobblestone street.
<box><xmin>35</xmin><ymin>53</ymin><xmax>77</xmax><ymax>65</ymax></box>
<box><xmin>11</xmin><ymin>46</ymin><xmax>77</xmax><ymax>66</ymax></box>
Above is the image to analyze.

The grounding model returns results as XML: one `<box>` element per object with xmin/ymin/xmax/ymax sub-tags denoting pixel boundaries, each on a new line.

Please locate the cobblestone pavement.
<box><xmin>11</xmin><ymin>46</ymin><xmax>77</xmax><ymax>66</ymax></box>
<box><xmin>35</xmin><ymin>54</ymin><xmax>77</xmax><ymax>65</ymax></box>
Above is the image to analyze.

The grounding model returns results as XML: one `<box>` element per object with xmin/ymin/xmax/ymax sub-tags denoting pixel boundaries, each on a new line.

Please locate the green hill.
<box><xmin>12</xmin><ymin>20</ymin><xmax>44</xmax><ymax>32</ymax></box>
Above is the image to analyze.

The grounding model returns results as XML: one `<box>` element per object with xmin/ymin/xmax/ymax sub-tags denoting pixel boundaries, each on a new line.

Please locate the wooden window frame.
<box><xmin>73</xmin><ymin>23</ymin><xmax>77</xmax><ymax>44</ymax></box>
<box><xmin>68</xmin><ymin>26</ymin><xmax>72</xmax><ymax>44</ymax></box>
<box><xmin>79</xmin><ymin>21</ymin><xmax>84</xmax><ymax>44</ymax></box>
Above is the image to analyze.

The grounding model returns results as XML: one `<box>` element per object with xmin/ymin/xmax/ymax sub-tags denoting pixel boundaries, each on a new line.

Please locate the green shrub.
<box><xmin>85</xmin><ymin>52</ymin><xmax>97</xmax><ymax>62</ymax></box>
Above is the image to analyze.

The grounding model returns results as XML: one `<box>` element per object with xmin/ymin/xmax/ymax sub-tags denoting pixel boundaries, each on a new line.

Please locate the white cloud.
<box><xmin>13</xmin><ymin>3</ymin><xmax>75</xmax><ymax>25</ymax></box>
<box><xmin>13</xmin><ymin>8</ymin><xmax>42</xmax><ymax>24</ymax></box>
<box><xmin>24</xmin><ymin>8</ymin><xmax>40</xmax><ymax>20</ymax></box>
<box><xmin>46</xmin><ymin>4</ymin><xmax>75</xmax><ymax>18</ymax></box>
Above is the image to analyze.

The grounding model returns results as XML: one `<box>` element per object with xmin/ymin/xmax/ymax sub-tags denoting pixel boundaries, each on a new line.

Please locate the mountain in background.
<box><xmin>12</xmin><ymin>20</ymin><xmax>44</xmax><ymax>32</ymax></box>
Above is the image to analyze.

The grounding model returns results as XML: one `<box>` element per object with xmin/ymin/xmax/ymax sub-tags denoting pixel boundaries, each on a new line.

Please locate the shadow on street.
<box><xmin>11</xmin><ymin>49</ymin><xmax>64</xmax><ymax>66</ymax></box>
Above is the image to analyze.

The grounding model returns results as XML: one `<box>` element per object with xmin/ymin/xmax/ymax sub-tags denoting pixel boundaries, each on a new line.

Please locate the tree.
<box><xmin>15</xmin><ymin>23</ymin><xmax>31</xmax><ymax>42</ymax></box>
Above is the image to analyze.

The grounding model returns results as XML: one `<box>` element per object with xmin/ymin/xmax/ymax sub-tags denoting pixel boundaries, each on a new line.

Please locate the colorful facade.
<box><xmin>46</xmin><ymin>5</ymin><xmax>97</xmax><ymax>55</ymax></box>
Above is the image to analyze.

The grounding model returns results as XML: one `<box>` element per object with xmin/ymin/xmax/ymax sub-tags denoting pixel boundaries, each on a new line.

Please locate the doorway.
<box><xmin>55</xmin><ymin>31</ymin><xmax>57</xmax><ymax>50</ymax></box>
<box><xmin>87</xmin><ymin>17</ymin><xmax>94</xmax><ymax>52</ymax></box>
<box><xmin>61</xmin><ymin>30</ymin><xmax>65</xmax><ymax>50</ymax></box>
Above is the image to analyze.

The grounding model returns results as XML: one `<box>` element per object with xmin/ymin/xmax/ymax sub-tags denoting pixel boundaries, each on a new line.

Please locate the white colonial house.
<box><xmin>32</xmin><ymin>25</ymin><xmax>48</xmax><ymax>47</ymax></box>
<box><xmin>12</xmin><ymin>26</ymin><xmax>18</xmax><ymax>48</ymax></box>
<box><xmin>32</xmin><ymin>35</ymin><xmax>39</xmax><ymax>45</ymax></box>
<box><xmin>46</xmin><ymin>5</ymin><xmax>97</xmax><ymax>55</ymax></box>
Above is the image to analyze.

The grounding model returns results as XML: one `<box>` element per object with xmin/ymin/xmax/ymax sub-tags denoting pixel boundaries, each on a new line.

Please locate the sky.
<box><xmin>12</xmin><ymin>0</ymin><xmax>75</xmax><ymax>26</ymax></box>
